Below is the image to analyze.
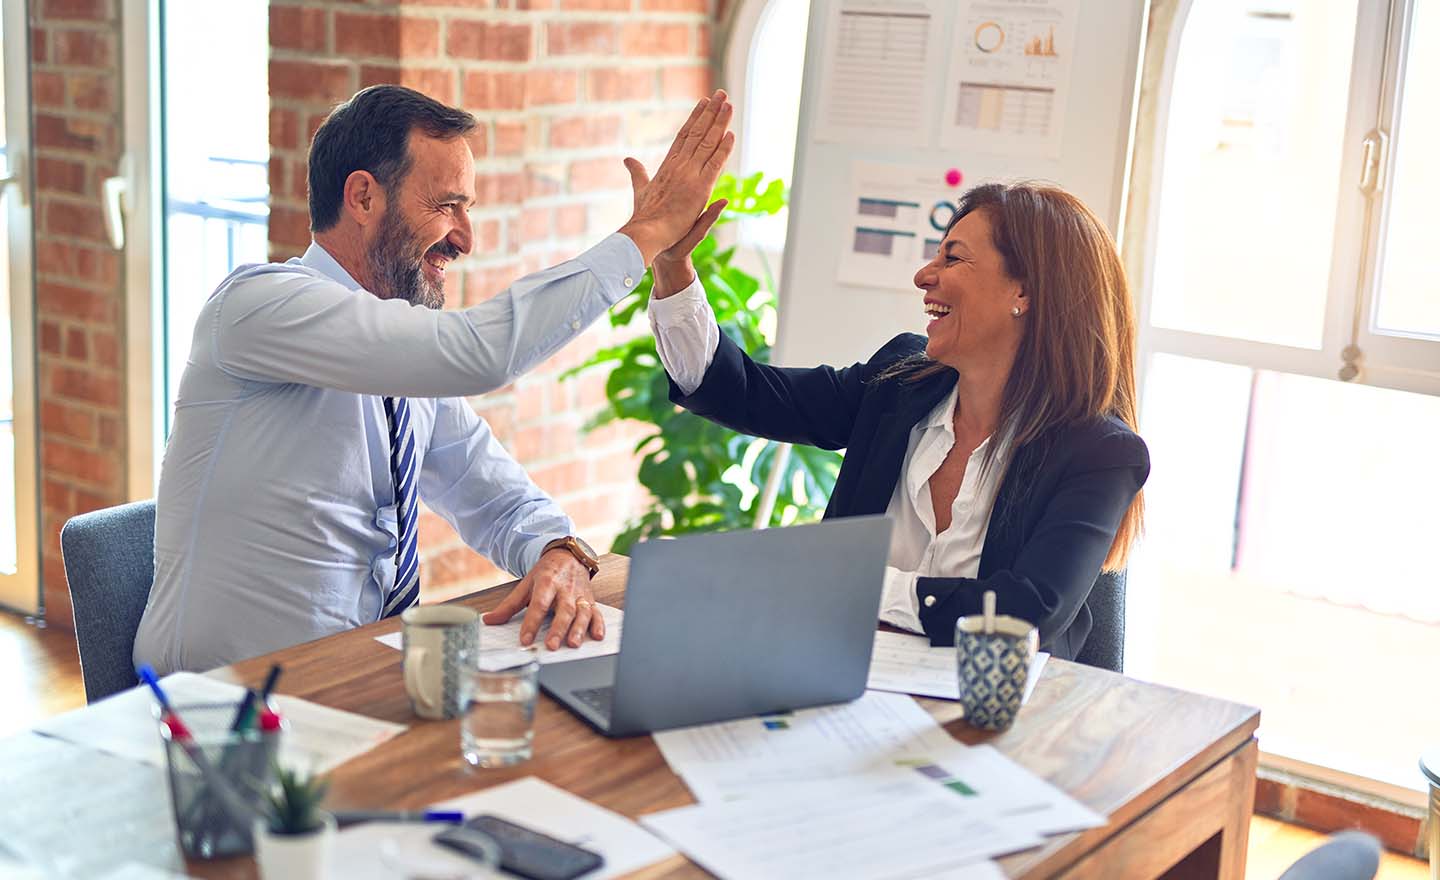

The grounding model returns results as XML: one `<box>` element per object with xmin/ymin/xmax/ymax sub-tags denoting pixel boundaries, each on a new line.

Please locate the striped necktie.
<box><xmin>382</xmin><ymin>396</ymin><xmax>420</xmax><ymax>618</ymax></box>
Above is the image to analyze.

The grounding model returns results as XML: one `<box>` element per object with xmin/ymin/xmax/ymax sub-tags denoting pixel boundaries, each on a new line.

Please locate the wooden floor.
<box><xmin>2</xmin><ymin>611</ymin><xmax>1431</xmax><ymax>879</ymax></box>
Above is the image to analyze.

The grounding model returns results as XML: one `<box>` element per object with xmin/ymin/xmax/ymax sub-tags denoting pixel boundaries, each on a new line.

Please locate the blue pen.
<box><xmin>334</xmin><ymin>810</ymin><xmax>464</xmax><ymax>829</ymax></box>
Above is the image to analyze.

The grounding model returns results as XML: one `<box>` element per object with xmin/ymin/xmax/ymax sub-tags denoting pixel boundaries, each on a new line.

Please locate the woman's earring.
<box><xmin>1011</xmin><ymin>306</ymin><xmax>1022</xmax><ymax>317</ymax></box>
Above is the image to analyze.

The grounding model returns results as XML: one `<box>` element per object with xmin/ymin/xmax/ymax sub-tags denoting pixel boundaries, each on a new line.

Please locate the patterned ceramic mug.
<box><xmin>955</xmin><ymin>609</ymin><xmax>1039</xmax><ymax>731</ymax></box>
<box><xmin>401</xmin><ymin>606</ymin><xmax>480</xmax><ymax>720</ymax></box>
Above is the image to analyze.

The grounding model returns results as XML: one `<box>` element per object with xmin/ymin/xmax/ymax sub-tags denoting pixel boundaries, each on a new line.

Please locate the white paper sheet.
<box><xmin>32</xmin><ymin>672</ymin><xmax>406</xmax><ymax>774</ymax></box>
<box><xmin>375</xmin><ymin>603</ymin><xmax>624</xmax><ymax>666</ymax></box>
<box><xmin>837</xmin><ymin>161</ymin><xmax>968</xmax><ymax>290</ymax></box>
<box><xmin>939</xmin><ymin>0</ymin><xmax>1081</xmax><ymax>157</ymax></box>
<box><xmin>867</xmin><ymin>630</ymin><xmax>1049</xmax><ymax>705</ymax></box>
<box><xmin>641</xmin><ymin>784</ymin><xmax>1038</xmax><ymax>880</ymax></box>
<box><xmin>328</xmin><ymin>777</ymin><xmax>675</xmax><ymax>880</ymax></box>
<box><xmin>813</xmin><ymin>0</ymin><xmax>950</xmax><ymax>146</ymax></box>
<box><xmin>0</xmin><ymin>732</ymin><xmax>187</xmax><ymax>878</ymax></box>
<box><xmin>653</xmin><ymin>690</ymin><xmax>969</xmax><ymax>803</ymax></box>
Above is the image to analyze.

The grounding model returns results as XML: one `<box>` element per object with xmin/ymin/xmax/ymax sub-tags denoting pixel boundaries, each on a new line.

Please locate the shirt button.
<box><xmin>924</xmin><ymin>595</ymin><xmax>936</xmax><ymax>608</ymax></box>
<box><xmin>623</xmin><ymin>276</ymin><xmax>635</xmax><ymax>288</ymax></box>
<box><xmin>570</xmin><ymin>320</ymin><xmax>581</xmax><ymax>330</ymax></box>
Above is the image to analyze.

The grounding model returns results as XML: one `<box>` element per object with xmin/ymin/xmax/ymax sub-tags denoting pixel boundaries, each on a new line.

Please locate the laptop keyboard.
<box><xmin>571</xmin><ymin>686</ymin><xmax>614</xmax><ymax>721</ymax></box>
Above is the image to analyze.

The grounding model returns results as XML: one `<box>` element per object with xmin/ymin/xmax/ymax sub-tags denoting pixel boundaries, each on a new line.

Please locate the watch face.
<box><xmin>574</xmin><ymin>536</ymin><xmax>598</xmax><ymax>559</ymax></box>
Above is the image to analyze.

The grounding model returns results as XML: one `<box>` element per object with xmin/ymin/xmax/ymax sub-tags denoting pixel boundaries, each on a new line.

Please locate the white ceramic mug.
<box><xmin>400</xmin><ymin>606</ymin><xmax>479</xmax><ymax>720</ymax></box>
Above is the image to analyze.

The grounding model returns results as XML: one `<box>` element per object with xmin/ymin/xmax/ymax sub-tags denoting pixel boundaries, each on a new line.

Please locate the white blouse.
<box><xmin>649</xmin><ymin>282</ymin><xmax>1005</xmax><ymax>634</ymax></box>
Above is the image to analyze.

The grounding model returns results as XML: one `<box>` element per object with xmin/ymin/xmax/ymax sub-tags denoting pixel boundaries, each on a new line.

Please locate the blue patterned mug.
<box><xmin>955</xmin><ymin>612</ymin><xmax>1039</xmax><ymax>731</ymax></box>
<box><xmin>401</xmin><ymin>606</ymin><xmax>480</xmax><ymax>719</ymax></box>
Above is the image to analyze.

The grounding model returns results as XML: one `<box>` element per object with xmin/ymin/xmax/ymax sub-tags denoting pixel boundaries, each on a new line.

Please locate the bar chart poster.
<box><xmin>837</xmin><ymin>161</ymin><xmax>963</xmax><ymax>290</ymax></box>
<box><xmin>940</xmin><ymin>0</ymin><xmax>1080</xmax><ymax>157</ymax></box>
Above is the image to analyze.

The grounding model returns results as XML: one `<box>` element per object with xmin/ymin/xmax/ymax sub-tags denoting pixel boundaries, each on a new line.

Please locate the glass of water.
<box><xmin>459</xmin><ymin>646</ymin><xmax>539</xmax><ymax>768</ymax></box>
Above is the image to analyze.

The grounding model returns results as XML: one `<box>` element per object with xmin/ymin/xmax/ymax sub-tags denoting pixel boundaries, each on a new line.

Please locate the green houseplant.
<box><xmin>565</xmin><ymin>173</ymin><xmax>843</xmax><ymax>552</ymax></box>
<box><xmin>254</xmin><ymin>765</ymin><xmax>335</xmax><ymax>880</ymax></box>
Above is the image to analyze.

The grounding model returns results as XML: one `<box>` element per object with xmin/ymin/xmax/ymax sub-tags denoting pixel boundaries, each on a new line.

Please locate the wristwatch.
<box><xmin>543</xmin><ymin>536</ymin><xmax>600</xmax><ymax>578</ymax></box>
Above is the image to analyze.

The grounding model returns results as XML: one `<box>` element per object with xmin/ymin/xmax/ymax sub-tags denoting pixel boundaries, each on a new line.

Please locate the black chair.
<box><xmin>1278</xmin><ymin>831</ymin><xmax>1381</xmax><ymax>880</ymax></box>
<box><xmin>1073</xmin><ymin>570</ymin><xmax>1125</xmax><ymax>673</ymax></box>
<box><xmin>59</xmin><ymin>500</ymin><xmax>157</xmax><ymax>703</ymax></box>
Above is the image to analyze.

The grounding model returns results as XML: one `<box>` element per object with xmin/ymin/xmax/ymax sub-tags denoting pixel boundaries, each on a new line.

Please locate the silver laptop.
<box><xmin>539</xmin><ymin>515</ymin><xmax>893</xmax><ymax>737</ymax></box>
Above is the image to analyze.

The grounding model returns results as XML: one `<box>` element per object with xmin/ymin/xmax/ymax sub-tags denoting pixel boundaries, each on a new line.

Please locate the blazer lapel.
<box><xmin>848</xmin><ymin>371</ymin><xmax>957</xmax><ymax>515</ymax></box>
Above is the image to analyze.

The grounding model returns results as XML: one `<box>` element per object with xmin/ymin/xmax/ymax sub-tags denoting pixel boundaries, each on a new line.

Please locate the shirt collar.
<box><xmin>922</xmin><ymin>384</ymin><xmax>960</xmax><ymax>433</ymax></box>
<box><xmin>299</xmin><ymin>241</ymin><xmax>365</xmax><ymax>292</ymax></box>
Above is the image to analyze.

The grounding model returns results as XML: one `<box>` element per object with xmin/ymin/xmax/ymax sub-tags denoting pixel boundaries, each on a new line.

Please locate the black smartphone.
<box><xmin>434</xmin><ymin>814</ymin><xmax>605</xmax><ymax>880</ymax></box>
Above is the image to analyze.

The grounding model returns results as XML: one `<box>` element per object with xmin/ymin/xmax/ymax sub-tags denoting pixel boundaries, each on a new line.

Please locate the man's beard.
<box><xmin>366</xmin><ymin>209</ymin><xmax>457</xmax><ymax>310</ymax></box>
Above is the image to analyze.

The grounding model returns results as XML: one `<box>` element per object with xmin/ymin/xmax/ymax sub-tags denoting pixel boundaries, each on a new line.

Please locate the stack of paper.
<box><xmin>33</xmin><ymin>671</ymin><xmax>406</xmax><ymax>774</ymax></box>
<box><xmin>867</xmin><ymin>630</ymin><xmax>1049</xmax><ymax>703</ymax></box>
<box><xmin>375</xmin><ymin>603</ymin><xmax>624</xmax><ymax>665</ymax></box>
<box><xmin>643</xmin><ymin>691</ymin><xmax>1104</xmax><ymax>880</ymax></box>
<box><xmin>328</xmin><ymin>777</ymin><xmax>674</xmax><ymax>880</ymax></box>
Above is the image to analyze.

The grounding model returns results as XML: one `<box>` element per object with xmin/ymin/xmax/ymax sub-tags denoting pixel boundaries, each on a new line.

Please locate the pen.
<box><xmin>334</xmin><ymin>810</ymin><xmax>465</xmax><ymax>829</ymax></box>
<box><xmin>259</xmin><ymin>663</ymin><xmax>283</xmax><ymax>703</ymax></box>
<box><xmin>228</xmin><ymin>689</ymin><xmax>258</xmax><ymax>732</ymax></box>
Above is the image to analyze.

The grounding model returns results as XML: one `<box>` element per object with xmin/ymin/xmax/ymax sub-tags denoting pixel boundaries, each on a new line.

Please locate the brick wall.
<box><xmin>268</xmin><ymin>0</ymin><xmax>716</xmax><ymax>600</ymax></box>
<box><xmin>31</xmin><ymin>0</ymin><xmax>128</xmax><ymax>626</ymax></box>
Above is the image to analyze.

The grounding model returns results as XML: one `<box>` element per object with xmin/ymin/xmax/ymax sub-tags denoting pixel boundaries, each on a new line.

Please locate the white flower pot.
<box><xmin>254</xmin><ymin>811</ymin><xmax>336</xmax><ymax>880</ymax></box>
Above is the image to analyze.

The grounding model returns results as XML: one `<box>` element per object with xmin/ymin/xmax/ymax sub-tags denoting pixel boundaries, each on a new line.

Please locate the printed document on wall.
<box><xmin>838</xmin><ymin>161</ymin><xmax>967</xmax><ymax>290</ymax></box>
<box><xmin>940</xmin><ymin>0</ymin><xmax>1080</xmax><ymax>157</ymax></box>
<box><xmin>813</xmin><ymin>0</ymin><xmax>950</xmax><ymax>146</ymax></box>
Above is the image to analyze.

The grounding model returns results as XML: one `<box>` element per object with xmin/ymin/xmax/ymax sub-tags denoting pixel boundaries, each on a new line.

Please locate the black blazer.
<box><xmin>669</xmin><ymin>331</ymin><xmax>1150</xmax><ymax>661</ymax></box>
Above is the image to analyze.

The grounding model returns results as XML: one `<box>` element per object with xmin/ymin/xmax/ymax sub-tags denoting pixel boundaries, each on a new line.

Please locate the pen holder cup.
<box><xmin>158</xmin><ymin>702</ymin><xmax>282</xmax><ymax>859</ymax></box>
<box><xmin>955</xmin><ymin>615</ymin><xmax>1039</xmax><ymax>732</ymax></box>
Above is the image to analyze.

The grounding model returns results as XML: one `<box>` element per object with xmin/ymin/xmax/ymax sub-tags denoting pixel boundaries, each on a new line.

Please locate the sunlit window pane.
<box><xmin>739</xmin><ymin>0</ymin><xmax>810</xmax><ymax>251</ymax></box>
<box><xmin>1373</xmin><ymin>0</ymin><xmax>1440</xmax><ymax>339</ymax></box>
<box><xmin>1151</xmin><ymin>1</ymin><xmax>1358</xmax><ymax>348</ymax></box>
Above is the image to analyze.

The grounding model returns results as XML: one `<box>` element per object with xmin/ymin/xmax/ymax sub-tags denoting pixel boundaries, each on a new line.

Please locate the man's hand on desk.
<box><xmin>481</xmin><ymin>550</ymin><xmax>605</xmax><ymax>650</ymax></box>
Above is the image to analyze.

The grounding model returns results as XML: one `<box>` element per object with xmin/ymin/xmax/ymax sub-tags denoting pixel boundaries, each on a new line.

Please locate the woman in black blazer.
<box><xmin>647</xmin><ymin>183</ymin><xmax>1149</xmax><ymax>661</ymax></box>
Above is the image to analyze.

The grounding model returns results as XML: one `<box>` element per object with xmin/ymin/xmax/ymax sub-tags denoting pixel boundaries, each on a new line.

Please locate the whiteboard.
<box><xmin>774</xmin><ymin>0</ymin><xmax>1148</xmax><ymax>368</ymax></box>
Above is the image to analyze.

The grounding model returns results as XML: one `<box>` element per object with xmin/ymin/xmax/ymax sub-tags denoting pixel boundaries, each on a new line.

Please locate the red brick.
<box><xmin>35</xmin><ymin>158</ymin><xmax>87</xmax><ymax>194</ymax></box>
<box><xmin>464</xmin><ymin>263</ymin><xmax>524</xmax><ymax>305</ymax></box>
<box><xmin>92</xmin><ymin>331</ymin><xmax>118</xmax><ymax>369</ymax></box>
<box><xmin>531</xmin><ymin>460</ymin><xmax>587</xmax><ymax>496</ymax></box>
<box><xmin>463</xmin><ymin>71</ymin><xmax>526</xmax><ymax>110</ymax></box>
<box><xmin>520</xmin><ymin>207</ymin><xmax>552</xmax><ymax>241</ymax></box>
<box><xmin>75</xmin><ymin>488</ymin><xmax>111</xmax><ymax>511</ymax></box>
<box><xmin>474</xmin><ymin>172</ymin><xmax>525</xmax><ymax>207</ymax></box>
<box><xmin>32</xmin><ymin>27</ymin><xmax>48</xmax><ymax>64</ymax></box>
<box><xmin>515</xmin><ymin>381</ymin><xmax>547</xmax><ymax>422</ymax></box>
<box><xmin>424</xmin><ymin>545</ymin><xmax>503</xmax><ymax>585</ymax></box>
<box><xmin>35</xmin><ymin>114</ymin><xmax>106</xmax><ymax>153</ymax></box>
<box><xmin>41</xmin><ymin>0</ymin><xmax>112</xmax><ymax>22</ymax></box>
<box><xmin>561</xmin><ymin>0</ymin><xmax>630</xmax><ymax>9</ymax></box>
<box><xmin>271</xmin><ymin>108</ymin><xmax>300</xmax><ymax>151</ymax></box>
<box><xmin>661</xmin><ymin>65</ymin><xmax>710</xmax><ymax>100</ymax></box>
<box><xmin>526</xmin><ymin>69</ymin><xmax>578</xmax><ymax>105</ymax></box>
<box><xmin>549</xmin><ymin>114</ymin><xmax>623</xmax><ymax>150</ymax></box>
<box><xmin>546</xmin><ymin>22</ymin><xmax>617</xmax><ymax>56</ymax></box>
<box><xmin>269</xmin><ymin>59</ymin><xmax>356</xmax><ymax>102</ymax></box>
<box><xmin>402</xmin><ymin>0</ymin><xmax>491</xmax><ymax>7</ymax></box>
<box><xmin>43</xmin><ymin>199</ymin><xmax>109</xmax><ymax>241</ymax></box>
<box><xmin>525</xmin><ymin>165</ymin><xmax>564</xmax><ymax>199</ymax></box>
<box><xmin>39</xmin><ymin>282</ymin><xmax>113</xmax><ymax>322</ymax></box>
<box><xmin>334</xmin><ymin>12</ymin><xmax>440</xmax><ymax>59</ymax></box>
<box><xmin>620</xmin><ymin>22</ymin><xmax>689</xmax><ymax>56</ymax></box>
<box><xmin>569</xmin><ymin>157</ymin><xmax>629</xmax><ymax>193</ymax></box>
<box><xmin>586</xmin><ymin>67</ymin><xmax>654</xmax><ymax>102</ymax></box>
<box><xmin>268</xmin><ymin>158</ymin><xmax>288</xmax><ymax>200</ymax></box>
<box><xmin>594</xmin><ymin>449</ymin><xmax>639</xmax><ymax>484</ymax></box>
<box><xmin>64</xmin><ymin>327</ymin><xmax>87</xmax><ymax>360</ymax></box>
<box><xmin>698</xmin><ymin>23</ymin><xmax>711</xmax><ymax>57</ymax></box>
<box><xmin>465</xmin><ymin>126</ymin><xmax>489</xmax><ymax>158</ymax></box>
<box><xmin>45</xmin><ymin>363</ymin><xmax>120</xmax><ymax>407</ymax></box>
<box><xmin>270</xmin><ymin>6</ymin><xmax>329</xmax><ymax>53</ymax></box>
<box><xmin>574</xmin><ymin>370</ymin><xmax>609</xmax><ymax>410</ymax></box>
<box><xmin>417</xmin><ymin>508</ymin><xmax>460</xmax><ymax>549</ymax></box>
<box><xmin>32</xmin><ymin>71</ymin><xmax>65</xmax><ymax>108</ymax></box>
<box><xmin>494</xmin><ymin>121</ymin><xmax>526</xmax><ymax>157</ymax></box>
<box><xmin>640</xmin><ymin>0</ymin><xmax>708</xmax><ymax>9</ymax></box>
<box><xmin>447</xmin><ymin>21</ymin><xmax>532</xmax><ymax>62</ymax></box>
<box><xmin>40</xmin><ymin>321</ymin><xmax>62</xmax><ymax>356</ymax></box>
<box><xmin>41</xmin><ymin>401</ymin><xmax>96</xmax><ymax>444</ymax></box>
<box><xmin>54</xmin><ymin>30</ymin><xmax>115</xmax><ymax>67</ymax></box>
<box><xmin>42</xmin><ymin>440</ymin><xmax>118</xmax><ymax>487</ymax></box>
<box><xmin>69</xmin><ymin>73</ymin><xmax>115</xmax><ymax>112</ymax></box>
<box><xmin>401</xmin><ymin>67</ymin><xmax>456</xmax><ymax>103</ymax></box>
<box><xmin>268</xmin><ymin>206</ymin><xmax>313</xmax><ymax>248</ymax></box>
<box><xmin>306</xmin><ymin>113</ymin><xmax>330</xmax><ymax>144</ymax></box>
<box><xmin>556</xmin><ymin>204</ymin><xmax>587</xmax><ymax>237</ymax></box>
<box><xmin>44</xmin><ymin>479</ymin><xmax>74</xmax><ymax>512</ymax></box>
<box><xmin>474</xmin><ymin>218</ymin><xmax>503</xmax><ymax>254</ymax></box>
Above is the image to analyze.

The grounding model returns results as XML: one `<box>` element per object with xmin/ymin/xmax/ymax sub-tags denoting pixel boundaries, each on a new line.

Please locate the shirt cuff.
<box><xmin>646</xmin><ymin>276</ymin><xmax>710</xmax><ymax>326</ymax></box>
<box><xmin>575</xmin><ymin>233</ymin><xmax>646</xmax><ymax>306</ymax></box>
<box><xmin>521</xmin><ymin>534</ymin><xmax>572</xmax><ymax>576</ymax></box>
<box><xmin>878</xmin><ymin>566</ymin><xmax>924</xmax><ymax>634</ymax></box>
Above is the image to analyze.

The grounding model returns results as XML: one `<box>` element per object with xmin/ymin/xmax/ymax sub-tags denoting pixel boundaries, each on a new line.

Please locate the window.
<box><xmin>1128</xmin><ymin>0</ymin><xmax>1440</xmax><ymax>798</ymax></box>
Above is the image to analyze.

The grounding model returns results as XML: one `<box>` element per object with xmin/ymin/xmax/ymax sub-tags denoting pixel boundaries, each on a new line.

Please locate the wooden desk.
<box><xmin>195</xmin><ymin>555</ymin><xmax>1259</xmax><ymax>879</ymax></box>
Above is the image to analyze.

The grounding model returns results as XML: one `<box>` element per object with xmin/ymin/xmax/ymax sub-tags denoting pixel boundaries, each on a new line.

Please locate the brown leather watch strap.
<box><xmin>542</xmin><ymin>536</ymin><xmax>599</xmax><ymax>578</ymax></box>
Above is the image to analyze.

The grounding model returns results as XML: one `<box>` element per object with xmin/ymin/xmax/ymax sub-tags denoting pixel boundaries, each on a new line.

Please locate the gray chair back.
<box><xmin>1278</xmin><ymin>831</ymin><xmax>1380</xmax><ymax>880</ymax></box>
<box><xmin>1074</xmin><ymin>570</ymin><xmax>1125</xmax><ymax>673</ymax></box>
<box><xmin>59</xmin><ymin>500</ymin><xmax>156</xmax><ymax>703</ymax></box>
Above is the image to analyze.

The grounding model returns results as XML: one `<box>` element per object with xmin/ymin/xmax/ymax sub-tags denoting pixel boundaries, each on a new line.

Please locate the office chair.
<box><xmin>1277</xmin><ymin>830</ymin><xmax>1381</xmax><ymax>880</ymax></box>
<box><xmin>1073</xmin><ymin>570</ymin><xmax>1125</xmax><ymax>673</ymax></box>
<box><xmin>60</xmin><ymin>500</ymin><xmax>157</xmax><ymax>703</ymax></box>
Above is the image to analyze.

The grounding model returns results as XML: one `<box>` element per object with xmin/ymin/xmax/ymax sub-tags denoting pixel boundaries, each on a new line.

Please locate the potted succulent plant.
<box><xmin>254</xmin><ymin>765</ymin><xmax>335</xmax><ymax>880</ymax></box>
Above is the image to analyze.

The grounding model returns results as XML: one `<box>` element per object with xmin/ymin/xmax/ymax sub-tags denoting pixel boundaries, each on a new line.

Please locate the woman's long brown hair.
<box><xmin>882</xmin><ymin>182</ymin><xmax>1144</xmax><ymax>570</ymax></box>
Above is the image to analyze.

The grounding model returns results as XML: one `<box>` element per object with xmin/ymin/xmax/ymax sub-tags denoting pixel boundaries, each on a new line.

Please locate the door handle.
<box><xmin>102</xmin><ymin>172</ymin><xmax>127</xmax><ymax>250</ymax></box>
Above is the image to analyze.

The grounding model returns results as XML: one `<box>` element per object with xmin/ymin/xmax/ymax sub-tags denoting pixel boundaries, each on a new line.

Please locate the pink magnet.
<box><xmin>945</xmin><ymin>168</ymin><xmax>963</xmax><ymax>187</ymax></box>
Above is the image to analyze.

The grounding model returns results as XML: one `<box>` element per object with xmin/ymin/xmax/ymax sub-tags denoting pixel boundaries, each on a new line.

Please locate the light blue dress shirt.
<box><xmin>133</xmin><ymin>234</ymin><xmax>643</xmax><ymax>674</ymax></box>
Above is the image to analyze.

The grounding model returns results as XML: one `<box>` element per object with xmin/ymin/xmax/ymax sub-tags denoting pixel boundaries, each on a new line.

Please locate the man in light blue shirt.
<box><xmin>134</xmin><ymin>86</ymin><xmax>734</xmax><ymax>673</ymax></box>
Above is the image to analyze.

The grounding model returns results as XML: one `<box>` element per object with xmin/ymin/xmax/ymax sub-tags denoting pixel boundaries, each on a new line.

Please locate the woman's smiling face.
<box><xmin>913</xmin><ymin>208</ymin><xmax>1026</xmax><ymax>369</ymax></box>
